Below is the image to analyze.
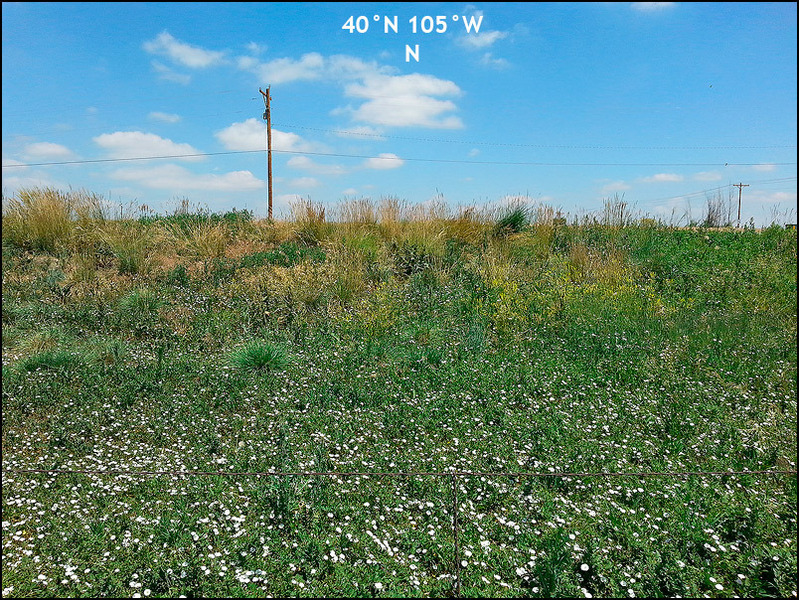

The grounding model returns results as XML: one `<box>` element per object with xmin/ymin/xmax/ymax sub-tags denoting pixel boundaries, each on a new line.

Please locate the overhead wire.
<box><xmin>272</xmin><ymin>123</ymin><xmax>798</xmax><ymax>151</ymax></box>
<box><xmin>3</xmin><ymin>149</ymin><xmax>796</xmax><ymax>169</ymax></box>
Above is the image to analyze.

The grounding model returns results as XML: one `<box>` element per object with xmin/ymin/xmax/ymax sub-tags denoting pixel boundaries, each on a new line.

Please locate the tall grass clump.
<box><xmin>702</xmin><ymin>189</ymin><xmax>736</xmax><ymax>228</ymax></box>
<box><xmin>18</xmin><ymin>326</ymin><xmax>71</xmax><ymax>355</ymax></box>
<box><xmin>228</xmin><ymin>340</ymin><xmax>288</xmax><ymax>372</ymax></box>
<box><xmin>117</xmin><ymin>288</ymin><xmax>164</xmax><ymax>333</ymax></box>
<box><xmin>184</xmin><ymin>221</ymin><xmax>229</xmax><ymax>260</ymax></box>
<box><xmin>336</xmin><ymin>197</ymin><xmax>377</xmax><ymax>239</ymax></box>
<box><xmin>596</xmin><ymin>193</ymin><xmax>639</xmax><ymax>228</ymax></box>
<box><xmin>2</xmin><ymin>187</ymin><xmax>106</xmax><ymax>253</ymax></box>
<box><xmin>155</xmin><ymin>217</ymin><xmax>228</xmax><ymax>261</ymax></box>
<box><xmin>376</xmin><ymin>196</ymin><xmax>409</xmax><ymax>241</ymax></box>
<box><xmin>18</xmin><ymin>349</ymin><xmax>81</xmax><ymax>372</ymax></box>
<box><xmin>96</xmin><ymin>221</ymin><xmax>157</xmax><ymax>275</ymax></box>
<box><xmin>290</xmin><ymin>198</ymin><xmax>331</xmax><ymax>246</ymax></box>
<box><xmin>443</xmin><ymin>206</ymin><xmax>488</xmax><ymax>245</ymax></box>
<box><xmin>492</xmin><ymin>203</ymin><xmax>530</xmax><ymax>238</ymax></box>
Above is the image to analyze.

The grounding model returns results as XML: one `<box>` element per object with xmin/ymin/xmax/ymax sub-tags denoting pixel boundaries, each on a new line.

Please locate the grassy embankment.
<box><xmin>2</xmin><ymin>187</ymin><xmax>797</xmax><ymax>597</ymax></box>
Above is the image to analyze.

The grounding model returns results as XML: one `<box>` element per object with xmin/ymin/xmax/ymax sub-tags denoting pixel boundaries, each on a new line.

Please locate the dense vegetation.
<box><xmin>2</xmin><ymin>188</ymin><xmax>796</xmax><ymax>598</ymax></box>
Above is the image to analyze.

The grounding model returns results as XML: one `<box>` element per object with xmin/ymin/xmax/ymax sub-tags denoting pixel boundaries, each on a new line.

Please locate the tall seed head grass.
<box><xmin>444</xmin><ymin>206</ymin><xmax>488</xmax><ymax>245</ymax></box>
<box><xmin>1</xmin><ymin>187</ymin><xmax>103</xmax><ymax>253</ymax></box>
<box><xmin>96</xmin><ymin>221</ymin><xmax>155</xmax><ymax>275</ymax></box>
<box><xmin>376</xmin><ymin>196</ymin><xmax>408</xmax><ymax>241</ymax></box>
<box><xmin>290</xmin><ymin>198</ymin><xmax>330</xmax><ymax>245</ymax></box>
<box><xmin>162</xmin><ymin>220</ymin><xmax>229</xmax><ymax>260</ymax></box>
<box><xmin>597</xmin><ymin>193</ymin><xmax>639</xmax><ymax>228</ymax></box>
<box><xmin>336</xmin><ymin>197</ymin><xmax>376</xmax><ymax>238</ymax></box>
<box><xmin>702</xmin><ymin>190</ymin><xmax>736</xmax><ymax>228</ymax></box>
<box><xmin>408</xmin><ymin>197</ymin><xmax>450</xmax><ymax>222</ymax></box>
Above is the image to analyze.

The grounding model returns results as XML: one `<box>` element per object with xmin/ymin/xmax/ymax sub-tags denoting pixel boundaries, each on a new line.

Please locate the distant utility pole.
<box><xmin>733</xmin><ymin>182</ymin><xmax>749</xmax><ymax>228</ymax></box>
<box><xmin>260</xmin><ymin>87</ymin><xmax>273</xmax><ymax>220</ymax></box>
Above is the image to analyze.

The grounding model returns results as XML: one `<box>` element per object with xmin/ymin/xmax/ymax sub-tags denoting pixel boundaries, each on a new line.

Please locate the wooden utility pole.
<box><xmin>260</xmin><ymin>87</ymin><xmax>273</xmax><ymax>220</ymax></box>
<box><xmin>733</xmin><ymin>182</ymin><xmax>749</xmax><ymax>228</ymax></box>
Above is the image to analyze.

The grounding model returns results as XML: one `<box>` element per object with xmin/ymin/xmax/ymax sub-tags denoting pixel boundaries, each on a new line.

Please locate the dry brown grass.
<box><xmin>2</xmin><ymin>187</ymin><xmax>107</xmax><ymax>253</ymax></box>
<box><xmin>337</xmin><ymin>197</ymin><xmax>377</xmax><ymax>224</ymax></box>
<box><xmin>290</xmin><ymin>198</ymin><xmax>331</xmax><ymax>245</ymax></box>
<box><xmin>443</xmin><ymin>205</ymin><xmax>488</xmax><ymax>245</ymax></box>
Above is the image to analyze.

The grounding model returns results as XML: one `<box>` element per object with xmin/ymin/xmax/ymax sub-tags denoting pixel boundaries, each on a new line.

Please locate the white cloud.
<box><xmin>287</xmin><ymin>156</ymin><xmax>347</xmax><ymax>176</ymax></box>
<box><xmin>21</xmin><ymin>142</ymin><xmax>75</xmax><ymax>161</ymax></box>
<box><xmin>214</xmin><ymin>119</ymin><xmax>265</xmax><ymax>151</ymax></box>
<box><xmin>287</xmin><ymin>177</ymin><xmax>321</xmax><ymax>189</ymax></box>
<box><xmin>346</xmin><ymin>72</ymin><xmax>460</xmax><ymax>99</ymax></box>
<box><xmin>455</xmin><ymin>17</ymin><xmax>523</xmax><ymax>68</ymax></box>
<box><xmin>468</xmin><ymin>148</ymin><xmax>480</xmax><ymax>157</ymax></box>
<box><xmin>601</xmin><ymin>181</ymin><xmax>632</xmax><ymax>194</ymax></box>
<box><xmin>93</xmin><ymin>131</ymin><xmax>202</xmax><ymax>161</ymax></box>
<box><xmin>246</xmin><ymin>42</ymin><xmax>267</xmax><ymax>55</ymax></box>
<box><xmin>109</xmin><ymin>163</ymin><xmax>262</xmax><ymax>191</ymax></box>
<box><xmin>362</xmin><ymin>153</ymin><xmax>404</xmax><ymax>170</ymax></box>
<box><xmin>1</xmin><ymin>159</ymin><xmax>61</xmax><ymax>192</ymax></box>
<box><xmin>150</xmin><ymin>61</ymin><xmax>191</xmax><ymax>85</ymax></box>
<box><xmin>2</xmin><ymin>158</ymin><xmax>28</xmax><ymax>168</ymax></box>
<box><xmin>458</xmin><ymin>30</ymin><xmax>508</xmax><ymax>50</ymax></box>
<box><xmin>215</xmin><ymin>119</ymin><xmax>324</xmax><ymax>153</ymax></box>
<box><xmin>351</xmin><ymin>96</ymin><xmax>462</xmax><ymax>129</ymax></box>
<box><xmin>332</xmin><ymin>125</ymin><xmax>386</xmax><ymax>140</ymax></box>
<box><xmin>693</xmin><ymin>171</ymin><xmax>723</xmax><ymax>181</ymax></box>
<box><xmin>752</xmin><ymin>163</ymin><xmax>777</xmax><ymax>172</ymax></box>
<box><xmin>345</xmin><ymin>73</ymin><xmax>463</xmax><ymax>129</ymax></box>
<box><xmin>238</xmin><ymin>52</ymin><xmax>392</xmax><ymax>87</ymax></box>
<box><xmin>750</xmin><ymin>190</ymin><xmax>797</xmax><ymax>204</ymax></box>
<box><xmin>148</xmin><ymin>112</ymin><xmax>181</xmax><ymax>123</ymax></box>
<box><xmin>641</xmin><ymin>173</ymin><xmax>684</xmax><ymax>183</ymax></box>
<box><xmin>237</xmin><ymin>51</ymin><xmax>462</xmax><ymax>129</ymax></box>
<box><xmin>143</xmin><ymin>31</ymin><xmax>226</xmax><ymax>68</ymax></box>
<box><xmin>479</xmin><ymin>53</ymin><xmax>510</xmax><ymax>69</ymax></box>
<box><xmin>631</xmin><ymin>2</ymin><xmax>676</xmax><ymax>12</ymax></box>
<box><xmin>238</xmin><ymin>52</ymin><xmax>326</xmax><ymax>85</ymax></box>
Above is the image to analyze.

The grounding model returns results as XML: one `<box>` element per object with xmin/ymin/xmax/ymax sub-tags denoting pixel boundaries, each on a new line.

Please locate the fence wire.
<box><xmin>3</xmin><ymin>466</ymin><xmax>795</xmax><ymax>596</ymax></box>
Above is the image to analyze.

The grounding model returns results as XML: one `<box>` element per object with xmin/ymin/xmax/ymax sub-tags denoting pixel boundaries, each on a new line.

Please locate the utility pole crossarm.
<box><xmin>260</xmin><ymin>87</ymin><xmax>273</xmax><ymax>220</ymax></box>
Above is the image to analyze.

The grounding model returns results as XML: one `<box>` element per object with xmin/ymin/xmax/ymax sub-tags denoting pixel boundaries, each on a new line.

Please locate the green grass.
<box><xmin>229</xmin><ymin>340</ymin><xmax>288</xmax><ymax>372</ymax></box>
<box><xmin>2</xmin><ymin>190</ymin><xmax>796</xmax><ymax>597</ymax></box>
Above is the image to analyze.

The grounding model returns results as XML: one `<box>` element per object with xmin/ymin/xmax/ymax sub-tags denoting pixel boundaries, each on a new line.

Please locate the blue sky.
<box><xmin>2</xmin><ymin>2</ymin><xmax>796</xmax><ymax>224</ymax></box>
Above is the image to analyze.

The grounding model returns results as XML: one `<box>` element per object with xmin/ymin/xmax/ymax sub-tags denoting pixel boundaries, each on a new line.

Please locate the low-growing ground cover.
<box><xmin>2</xmin><ymin>189</ymin><xmax>796</xmax><ymax>597</ymax></box>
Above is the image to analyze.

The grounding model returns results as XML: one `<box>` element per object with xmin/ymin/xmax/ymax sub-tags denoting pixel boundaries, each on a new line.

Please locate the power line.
<box><xmin>3</xmin><ymin>149</ymin><xmax>796</xmax><ymax>169</ymax></box>
<box><xmin>1</xmin><ymin>150</ymin><xmax>263</xmax><ymax>168</ymax></box>
<box><xmin>642</xmin><ymin>177</ymin><xmax>797</xmax><ymax>206</ymax></box>
<box><xmin>273</xmin><ymin>123</ymin><xmax>798</xmax><ymax>151</ymax></box>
